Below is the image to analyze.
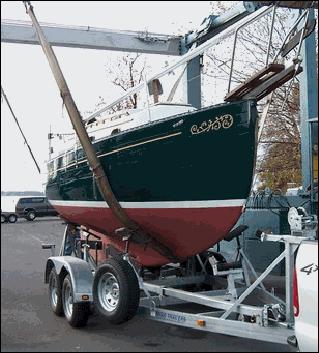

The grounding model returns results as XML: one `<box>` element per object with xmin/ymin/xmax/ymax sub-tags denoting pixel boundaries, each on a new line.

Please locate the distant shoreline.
<box><xmin>1</xmin><ymin>191</ymin><xmax>45</xmax><ymax>196</ymax></box>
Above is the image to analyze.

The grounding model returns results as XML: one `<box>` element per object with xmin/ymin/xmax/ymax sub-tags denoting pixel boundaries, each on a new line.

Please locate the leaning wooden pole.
<box><xmin>23</xmin><ymin>1</ymin><xmax>177</xmax><ymax>261</ymax></box>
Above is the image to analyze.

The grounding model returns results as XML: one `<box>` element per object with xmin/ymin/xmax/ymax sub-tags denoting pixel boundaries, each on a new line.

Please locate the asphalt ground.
<box><xmin>1</xmin><ymin>218</ymin><xmax>294</xmax><ymax>352</ymax></box>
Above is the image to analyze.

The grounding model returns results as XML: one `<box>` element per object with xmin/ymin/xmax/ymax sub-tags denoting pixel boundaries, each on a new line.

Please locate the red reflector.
<box><xmin>293</xmin><ymin>269</ymin><xmax>299</xmax><ymax>317</ymax></box>
<box><xmin>196</xmin><ymin>320</ymin><xmax>206</xmax><ymax>327</ymax></box>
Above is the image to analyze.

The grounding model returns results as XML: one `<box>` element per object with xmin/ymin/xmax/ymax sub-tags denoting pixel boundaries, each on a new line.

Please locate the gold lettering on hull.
<box><xmin>190</xmin><ymin>114</ymin><xmax>234</xmax><ymax>135</ymax></box>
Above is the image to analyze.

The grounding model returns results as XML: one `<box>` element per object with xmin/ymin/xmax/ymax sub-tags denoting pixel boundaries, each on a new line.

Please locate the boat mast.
<box><xmin>23</xmin><ymin>1</ymin><xmax>177</xmax><ymax>261</ymax></box>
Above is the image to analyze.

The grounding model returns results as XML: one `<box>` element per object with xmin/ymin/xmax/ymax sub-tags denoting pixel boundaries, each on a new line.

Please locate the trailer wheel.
<box><xmin>1</xmin><ymin>214</ymin><xmax>7</xmax><ymax>223</ymax></box>
<box><xmin>93</xmin><ymin>258</ymin><xmax>140</xmax><ymax>324</ymax></box>
<box><xmin>48</xmin><ymin>268</ymin><xmax>64</xmax><ymax>316</ymax></box>
<box><xmin>8</xmin><ymin>214</ymin><xmax>18</xmax><ymax>223</ymax></box>
<box><xmin>62</xmin><ymin>274</ymin><xmax>89</xmax><ymax>327</ymax></box>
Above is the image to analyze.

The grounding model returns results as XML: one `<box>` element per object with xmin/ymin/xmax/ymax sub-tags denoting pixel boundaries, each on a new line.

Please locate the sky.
<box><xmin>1</xmin><ymin>1</ymin><xmax>215</xmax><ymax>192</ymax></box>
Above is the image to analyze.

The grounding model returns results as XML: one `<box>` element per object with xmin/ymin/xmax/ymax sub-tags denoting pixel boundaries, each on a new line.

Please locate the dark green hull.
<box><xmin>47</xmin><ymin>100</ymin><xmax>258</xmax><ymax>266</ymax></box>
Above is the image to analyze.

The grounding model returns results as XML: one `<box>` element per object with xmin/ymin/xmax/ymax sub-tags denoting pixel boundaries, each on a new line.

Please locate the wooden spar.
<box><xmin>23</xmin><ymin>1</ymin><xmax>178</xmax><ymax>262</ymax></box>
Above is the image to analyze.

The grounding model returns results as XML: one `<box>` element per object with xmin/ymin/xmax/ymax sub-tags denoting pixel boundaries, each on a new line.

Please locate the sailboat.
<box><xmin>20</xmin><ymin>0</ymin><xmax>303</xmax><ymax>268</ymax></box>
<box><xmin>20</xmin><ymin>0</ymin><xmax>309</xmax><ymax>268</ymax></box>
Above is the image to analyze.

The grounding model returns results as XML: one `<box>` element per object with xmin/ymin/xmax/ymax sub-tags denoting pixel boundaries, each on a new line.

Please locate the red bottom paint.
<box><xmin>53</xmin><ymin>205</ymin><xmax>243</xmax><ymax>267</ymax></box>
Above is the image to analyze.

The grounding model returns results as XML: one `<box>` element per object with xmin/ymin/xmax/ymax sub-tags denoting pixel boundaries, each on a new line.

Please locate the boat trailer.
<box><xmin>42</xmin><ymin>207</ymin><xmax>317</xmax><ymax>346</ymax></box>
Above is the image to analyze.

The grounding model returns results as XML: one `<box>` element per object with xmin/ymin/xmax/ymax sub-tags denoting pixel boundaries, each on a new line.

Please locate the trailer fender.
<box><xmin>45</xmin><ymin>256</ymin><xmax>94</xmax><ymax>303</ymax></box>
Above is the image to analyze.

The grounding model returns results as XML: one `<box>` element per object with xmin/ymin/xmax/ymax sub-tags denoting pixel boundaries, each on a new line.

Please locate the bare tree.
<box><xmin>105</xmin><ymin>53</ymin><xmax>148</xmax><ymax>110</ymax></box>
<box><xmin>84</xmin><ymin>53</ymin><xmax>149</xmax><ymax>119</ymax></box>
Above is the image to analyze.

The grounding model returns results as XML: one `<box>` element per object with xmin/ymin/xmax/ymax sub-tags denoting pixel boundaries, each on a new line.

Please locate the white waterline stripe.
<box><xmin>50</xmin><ymin>199</ymin><xmax>246</xmax><ymax>209</ymax></box>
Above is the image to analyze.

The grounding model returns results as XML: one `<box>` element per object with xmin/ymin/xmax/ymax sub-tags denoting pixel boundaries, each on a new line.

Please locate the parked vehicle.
<box><xmin>1</xmin><ymin>209</ymin><xmax>18</xmax><ymax>223</ymax></box>
<box><xmin>15</xmin><ymin>197</ymin><xmax>58</xmax><ymax>221</ymax></box>
<box><xmin>293</xmin><ymin>240</ymin><xmax>318</xmax><ymax>352</ymax></box>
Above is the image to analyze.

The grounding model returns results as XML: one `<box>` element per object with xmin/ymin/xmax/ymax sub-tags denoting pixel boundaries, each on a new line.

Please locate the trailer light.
<box><xmin>196</xmin><ymin>320</ymin><xmax>206</xmax><ymax>327</ymax></box>
<box><xmin>82</xmin><ymin>295</ymin><xmax>89</xmax><ymax>301</ymax></box>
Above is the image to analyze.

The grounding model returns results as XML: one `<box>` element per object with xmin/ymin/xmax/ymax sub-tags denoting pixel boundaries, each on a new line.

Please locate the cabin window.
<box><xmin>111</xmin><ymin>128</ymin><xmax>121</xmax><ymax>135</ymax></box>
<box><xmin>86</xmin><ymin>117</ymin><xmax>96</xmax><ymax>125</ymax></box>
<box><xmin>77</xmin><ymin>149</ymin><xmax>85</xmax><ymax>160</ymax></box>
<box><xmin>66</xmin><ymin>151</ymin><xmax>75</xmax><ymax>164</ymax></box>
<box><xmin>57</xmin><ymin>156</ymin><xmax>65</xmax><ymax>169</ymax></box>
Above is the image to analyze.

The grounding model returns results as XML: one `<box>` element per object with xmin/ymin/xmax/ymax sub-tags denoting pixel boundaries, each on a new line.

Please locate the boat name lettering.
<box><xmin>190</xmin><ymin>114</ymin><xmax>234</xmax><ymax>135</ymax></box>
<box><xmin>155</xmin><ymin>311</ymin><xmax>186</xmax><ymax>323</ymax></box>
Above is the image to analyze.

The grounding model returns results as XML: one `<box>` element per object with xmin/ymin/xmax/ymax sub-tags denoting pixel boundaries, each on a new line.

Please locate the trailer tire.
<box><xmin>93</xmin><ymin>258</ymin><xmax>140</xmax><ymax>324</ymax></box>
<box><xmin>62</xmin><ymin>274</ymin><xmax>89</xmax><ymax>327</ymax></box>
<box><xmin>8</xmin><ymin>214</ymin><xmax>18</xmax><ymax>223</ymax></box>
<box><xmin>48</xmin><ymin>267</ymin><xmax>64</xmax><ymax>316</ymax></box>
<box><xmin>1</xmin><ymin>214</ymin><xmax>7</xmax><ymax>223</ymax></box>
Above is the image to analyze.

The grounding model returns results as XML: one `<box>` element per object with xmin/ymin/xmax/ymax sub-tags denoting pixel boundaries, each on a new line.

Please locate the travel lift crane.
<box><xmin>1</xmin><ymin>1</ymin><xmax>318</xmax><ymax>348</ymax></box>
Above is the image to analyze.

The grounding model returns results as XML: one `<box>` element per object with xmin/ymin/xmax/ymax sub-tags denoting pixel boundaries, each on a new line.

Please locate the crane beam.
<box><xmin>1</xmin><ymin>20</ymin><xmax>181</xmax><ymax>56</ymax></box>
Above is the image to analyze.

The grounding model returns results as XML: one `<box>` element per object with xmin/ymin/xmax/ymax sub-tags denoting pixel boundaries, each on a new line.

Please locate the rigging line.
<box><xmin>1</xmin><ymin>85</ymin><xmax>41</xmax><ymax>174</ymax></box>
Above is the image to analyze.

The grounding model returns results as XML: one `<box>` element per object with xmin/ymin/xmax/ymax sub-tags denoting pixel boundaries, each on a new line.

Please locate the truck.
<box><xmin>15</xmin><ymin>196</ymin><xmax>58</xmax><ymax>221</ymax></box>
